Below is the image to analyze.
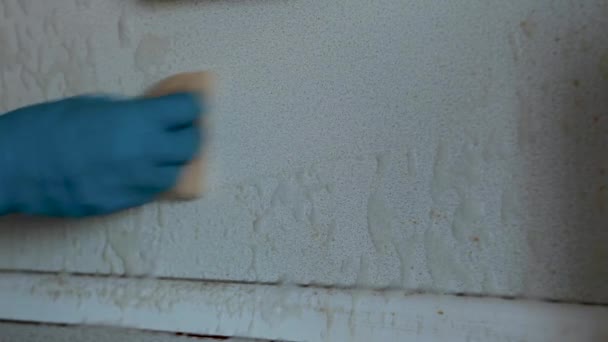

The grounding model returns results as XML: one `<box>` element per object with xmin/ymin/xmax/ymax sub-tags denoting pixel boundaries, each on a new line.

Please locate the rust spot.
<box><xmin>600</xmin><ymin>53</ymin><xmax>608</xmax><ymax>80</ymax></box>
<box><xmin>580</xmin><ymin>39</ymin><xmax>592</xmax><ymax>53</ymax></box>
<box><xmin>520</xmin><ymin>20</ymin><xmax>536</xmax><ymax>39</ymax></box>
<box><xmin>471</xmin><ymin>236</ymin><xmax>480</xmax><ymax>243</ymax></box>
<box><xmin>598</xmin><ymin>185</ymin><xmax>608</xmax><ymax>212</ymax></box>
<box><xmin>437</xmin><ymin>310</ymin><xmax>444</xmax><ymax>315</ymax></box>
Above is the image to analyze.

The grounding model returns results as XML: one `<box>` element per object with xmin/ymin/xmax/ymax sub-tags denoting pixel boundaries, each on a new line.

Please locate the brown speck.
<box><xmin>520</xmin><ymin>20</ymin><xmax>535</xmax><ymax>39</ymax></box>
<box><xmin>597</xmin><ymin>186</ymin><xmax>607</xmax><ymax>212</ymax></box>
<box><xmin>600</xmin><ymin>168</ymin><xmax>606</xmax><ymax>176</ymax></box>
<box><xmin>579</xmin><ymin>39</ymin><xmax>592</xmax><ymax>53</ymax></box>
<box><xmin>471</xmin><ymin>236</ymin><xmax>480</xmax><ymax>243</ymax></box>
<box><xmin>593</xmin><ymin>116</ymin><xmax>600</xmax><ymax>124</ymax></box>
<box><xmin>561</xmin><ymin>118</ymin><xmax>571</xmax><ymax>134</ymax></box>
<box><xmin>572</xmin><ymin>79</ymin><xmax>581</xmax><ymax>87</ymax></box>
<box><xmin>600</xmin><ymin>54</ymin><xmax>608</xmax><ymax>80</ymax></box>
<box><xmin>437</xmin><ymin>310</ymin><xmax>444</xmax><ymax>315</ymax></box>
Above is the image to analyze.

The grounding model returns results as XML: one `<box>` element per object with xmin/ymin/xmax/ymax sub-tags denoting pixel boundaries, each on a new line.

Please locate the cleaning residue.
<box><xmin>431</xmin><ymin>142</ymin><xmax>452</xmax><ymax>201</ymax></box>
<box><xmin>501</xmin><ymin>187</ymin><xmax>522</xmax><ymax>225</ymax></box>
<box><xmin>355</xmin><ymin>255</ymin><xmax>373</xmax><ymax>288</ymax></box>
<box><xmin>271</xmin><ymin>177</ymin><xmax>310</xmax><ymax>225</ymax></box>
<box><xmin>450</xmin><ymin>194</ymin><xmax>485</xmax><ymax>242</ymax></box>
<box><xmin>117</xmin><ymin>6</ymin><xmax>132</xmax><ymax>47</ymax></box>
<box><xmin>600</xmin><ymin>53</ymin><xmax>608</xmax><ymax>80</ymax></box>
<box><xmin>366</xmin><ymin>154</ymin><xmax>395</xmax><ymax>255</ymax></box>
<box><xmin>102</xmin><ymin>209</ymin><xmax>160</xmax><ymax>276</ymax></box>
<box><xmin>134</xmin><ymin>33</ymin><xmax>169</xmax><ymax>74</ymax></box>
<box><xmin>423</xmin><ymin>228</ymin><xmax>472</xmax><ymax>290</ymax></box>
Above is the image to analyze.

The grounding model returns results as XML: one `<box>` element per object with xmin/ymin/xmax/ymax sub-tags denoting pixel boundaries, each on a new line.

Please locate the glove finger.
<box><xmin>12</xmin><ymin>94</ymin><xmax>115</xmax><ymax>115</ymax></box>
<box><xmin>129</xmin><ymin>165</ymin><xmax>182</xmax><ymax>193</ymax></box>
<box><xmin>156</xmin><ymin>125</ymin><xmax>201</xmax><ymax>165</ymax></box>
<box><xmin>130</xmin><ymin>93</ymin><xmax>203</xmax><ymax>130</ymax></box>
<box><xmin>95</xmin><ymin>189</ymin><xmax>162</xmax><ymax>216</ymax></box>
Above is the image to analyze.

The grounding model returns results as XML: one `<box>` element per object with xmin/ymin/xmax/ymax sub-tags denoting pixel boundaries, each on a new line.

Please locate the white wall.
<box><xmin>0</xmin><ymin>0</ymin><xmax>606</xmax><ymax>312</ymax></box>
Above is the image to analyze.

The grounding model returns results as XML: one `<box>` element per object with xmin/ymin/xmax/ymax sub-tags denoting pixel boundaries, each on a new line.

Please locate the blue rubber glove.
<box><xmin>0</xmin><ymin>93</ymin><xmax>202</xmax><ymax>217</ymax></box>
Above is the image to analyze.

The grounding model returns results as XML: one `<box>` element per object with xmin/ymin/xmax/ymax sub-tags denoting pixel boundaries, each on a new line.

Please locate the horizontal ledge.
<box><xmin>0</xmin><ymin>272</ymin><xmax>606</xmax><ymax>342</ymax></box>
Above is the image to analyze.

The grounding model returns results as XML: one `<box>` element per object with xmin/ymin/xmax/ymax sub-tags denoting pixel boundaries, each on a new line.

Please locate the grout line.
<box><xmin>0</xmin><ymin>268</ymin><xmax>606</xmax><ymax>308</ymax></box>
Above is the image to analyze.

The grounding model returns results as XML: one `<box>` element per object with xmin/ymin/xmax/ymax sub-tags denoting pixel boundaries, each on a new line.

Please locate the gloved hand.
<box><xmin>0</xmin><ymin>93</ymin><xmax>202</xmax><ymax>217</ymax></box>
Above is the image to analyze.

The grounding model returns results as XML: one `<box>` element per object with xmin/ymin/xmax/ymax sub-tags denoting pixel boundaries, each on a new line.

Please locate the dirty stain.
<box><xmin>597</xmin><ymin>185</ymin><xmax>608</xmax><ymax>212</ymax></box>
<box><xmin>599</xmin><ymin>53</ymin><xmax>608</xmax><ymax>80</ymax></box>
<box><xmin>134</xmin><ymin>33</ymin><xmax>169</xmax><ymax>74</ymax></box>
<box><xmin>519</xmin><ymin>19</ymin><xmax>536</xmax><ymax>39</ymax></box>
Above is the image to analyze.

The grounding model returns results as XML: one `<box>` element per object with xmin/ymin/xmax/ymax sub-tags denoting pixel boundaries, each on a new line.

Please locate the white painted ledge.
<box><xmin>0</xmin><ymin>273</ymin><xmax>606</xmax><ymax>341</ymax></box>
<box><xmin>0</xmin><ymin>322</ymin><xmax>257</xmax><ymax>342</ymax></box>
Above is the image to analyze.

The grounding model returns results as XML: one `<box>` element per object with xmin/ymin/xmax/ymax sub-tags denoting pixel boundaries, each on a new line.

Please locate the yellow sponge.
<box><xmin>144</xmin><ymin>71</ymin><xmax>214</xmax><ymax>200</ymax></box>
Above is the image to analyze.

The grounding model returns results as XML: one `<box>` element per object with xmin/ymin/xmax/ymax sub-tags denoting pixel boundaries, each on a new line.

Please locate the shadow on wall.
<box><xmin>511</xmin><ymin>2</ymin><xmax>608</xmax><ymax>303</ymax></box>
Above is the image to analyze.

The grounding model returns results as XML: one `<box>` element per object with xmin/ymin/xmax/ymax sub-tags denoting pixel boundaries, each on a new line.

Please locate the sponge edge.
<box><xmin>144</xmin><ymin>71</ymin><xmax>214</xmax><ymax>200</ymax></box>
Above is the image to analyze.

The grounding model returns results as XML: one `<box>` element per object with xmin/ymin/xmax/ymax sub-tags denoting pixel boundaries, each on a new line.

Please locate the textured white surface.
<box><xmin>1</xmin><ymin>273</ymin><xmax>608</xmax><ymax>342</ymax></box>
<box><xmin>0</xmin><ymin>0</ymin><xmax>607</xmax><ymax>303</ymax></box>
